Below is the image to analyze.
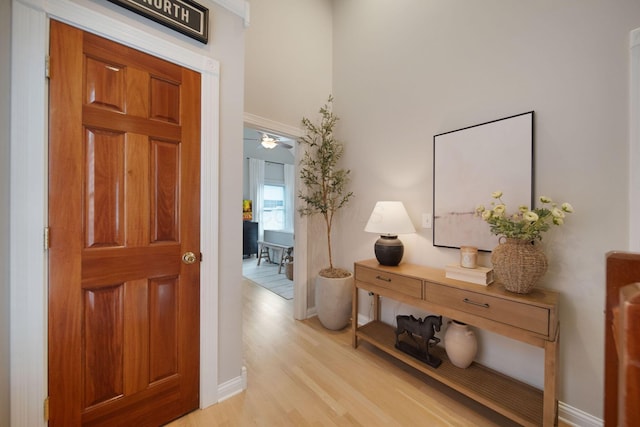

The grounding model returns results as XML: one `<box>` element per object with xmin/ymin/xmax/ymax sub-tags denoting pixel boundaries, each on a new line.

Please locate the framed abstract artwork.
<box><xmin>433</xmin><ymin>112</ymin><xmax>534</xmax><ymax>251</ymax></box>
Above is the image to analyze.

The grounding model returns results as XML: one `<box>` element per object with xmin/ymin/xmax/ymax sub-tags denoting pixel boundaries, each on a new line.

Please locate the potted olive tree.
<box><xmin>298</xmin><ymin>96</ymin><xmax>354</xmax><ymax>330</ymax></box>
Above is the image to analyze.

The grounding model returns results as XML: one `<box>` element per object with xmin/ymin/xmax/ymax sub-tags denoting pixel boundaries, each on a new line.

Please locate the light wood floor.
<box><xmin>167</xmin><ymin>279</ymin><xmax>556</xmax><ymax>426</ymax></box>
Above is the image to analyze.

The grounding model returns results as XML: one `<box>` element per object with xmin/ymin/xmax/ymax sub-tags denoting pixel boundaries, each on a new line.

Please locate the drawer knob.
<box><xmin>375</xmin><ymin>275</ymin><xmax>392</xmax><ymax>282</ymax></box>
<box><xmin>463</xmin><ymin>298</ymin><xmax>490</xmax><ymax>309</ymax></box>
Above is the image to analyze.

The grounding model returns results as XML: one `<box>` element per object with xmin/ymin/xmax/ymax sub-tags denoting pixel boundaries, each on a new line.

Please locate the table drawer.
<box><xmin>425</xmin><ymin>282</ymin><xmax>550</xmax><ymax>336</ymax></box>
<box><xmin>355</xmin><ymin>265</ymin><xmax>422</xmax><ymax>299</ymax></box>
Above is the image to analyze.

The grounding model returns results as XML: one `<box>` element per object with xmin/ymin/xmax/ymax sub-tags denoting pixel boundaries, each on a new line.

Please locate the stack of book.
<box><xmin>445</xmin><ymin>264</ymin><xmax>494</xmax><ymax>285</ymax></box>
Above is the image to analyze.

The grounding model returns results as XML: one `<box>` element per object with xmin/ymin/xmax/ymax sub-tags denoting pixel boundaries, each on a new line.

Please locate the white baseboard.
<box><xmin>215</xmin><ymin>366</ymin><xmax>247</xmax><ymax>404</ymax></box>
<box><xmin>559</xmin><ymin>402</ymin><xmax>602</xmax><ymax>427</ymax></box>
<box><xmin>306</xmin><ymin>307</ymin><xmax>317</xmax><ymax>319</ymax></box>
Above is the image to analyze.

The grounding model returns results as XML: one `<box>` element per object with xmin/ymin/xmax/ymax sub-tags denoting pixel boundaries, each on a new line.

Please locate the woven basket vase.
<box><xmin>491</xmin><ymin>238</ymin><xmax>548</xmax><ymax>294</ymax></box>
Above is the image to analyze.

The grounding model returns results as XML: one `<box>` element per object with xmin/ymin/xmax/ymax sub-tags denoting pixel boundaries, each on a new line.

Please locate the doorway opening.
<box><xmin>241</xmin><ymin>121</ymin><xmax>308</xmax><ymax>319</ymax></box>
<box><xmin>242</xmin><ymin>127</ymin><xmax>295</xmax><ymax>300</ymax></box>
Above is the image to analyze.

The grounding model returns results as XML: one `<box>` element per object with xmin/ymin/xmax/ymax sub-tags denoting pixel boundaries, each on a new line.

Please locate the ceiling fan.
<box><xmin>245</xmin><ymin>132</ymin><xmax>293</xmax><ymax>150</ymax></box>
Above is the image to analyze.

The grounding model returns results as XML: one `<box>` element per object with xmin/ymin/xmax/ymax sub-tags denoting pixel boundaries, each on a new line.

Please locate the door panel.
<box><xmin>85</xmin><ymin>128</ymin><xmax>125</xmax><ymax>247</ymax></box>
<box><xmin>151</xmin><ymin>139</ymin><xmax>180</xmax><ymax>242</ymax></box>
<box><xmin>49</xmin><ymin>20</ymin><xmax>201</xmax><ymax>426</ymax></box>
<box><xmin>83</xmin><ymin>285</ymin><xmax>125</xmax><ymax>408</ymax></box>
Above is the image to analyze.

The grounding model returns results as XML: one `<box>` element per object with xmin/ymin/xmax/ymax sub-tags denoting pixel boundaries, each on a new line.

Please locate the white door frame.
<box><xmin>630</xmin><ymin>27</ymin><xmax>640</xmax><ymax>251</ymax></box>
<box><xmin>10</xmin><ymin>0</ymin><xmax>222</xmax><ymax>424</ymax></box>
<box><xmin>243</xmin><ymin>113</ymin><xmax>309</xmax><ymax>320</ymax></box>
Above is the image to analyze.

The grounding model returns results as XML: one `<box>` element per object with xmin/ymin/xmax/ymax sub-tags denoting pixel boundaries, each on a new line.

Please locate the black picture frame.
<box><xmin>433</xmin><ymin>112</ymin><xmax>534</xmax><ymax>251</ymax></box>
<box><xmin>108</xmin><ymin>0</ymin><xmax>209</xmax><ymax>44</ymax></box>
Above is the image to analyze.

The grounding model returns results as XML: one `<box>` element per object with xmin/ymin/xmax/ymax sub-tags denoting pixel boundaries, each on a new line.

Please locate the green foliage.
<box><xmin>298</xmin><ymin>96</ymin><xmax>354</xmax><ymax>272</ymax></box>
<box><xmin>476</xmin><ymin>191</ymin><xmax>574</xmax><ymax>242</ymax></box>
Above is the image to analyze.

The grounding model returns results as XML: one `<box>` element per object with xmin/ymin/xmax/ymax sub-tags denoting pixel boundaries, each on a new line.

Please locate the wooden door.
<box><xmin>48</xmin><ymin>20</ymin><xmax>201</xmax><ymax>426</ymax></box>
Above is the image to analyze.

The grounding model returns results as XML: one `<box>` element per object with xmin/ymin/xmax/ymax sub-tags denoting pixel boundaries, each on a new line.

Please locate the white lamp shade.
<box><xmin>364</xmin><ymin>201</ymin><xmax>416</xmax><ymax>236</ymax></box>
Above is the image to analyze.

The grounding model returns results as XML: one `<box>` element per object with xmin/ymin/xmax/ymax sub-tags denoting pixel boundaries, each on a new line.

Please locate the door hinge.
<box><xmin>44</xmin><ymin>227</ymin><xmax>50</xmax><ymax>250</ymax></box>
<box><xmin>44</xmin><ymin>396</ymin><xmax>49</xmax><ymax>421</ymax></box>
<box><xmin>45</xmin><ymin>55</ymin><xmax>50</xmax><ymax>79</ymax></box>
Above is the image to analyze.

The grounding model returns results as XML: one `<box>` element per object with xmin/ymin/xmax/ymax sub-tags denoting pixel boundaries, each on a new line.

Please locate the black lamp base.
<box><xmin>374</xmin><ymin>235</ymin><xmax>404</xmax><ymax>266</ymax></box>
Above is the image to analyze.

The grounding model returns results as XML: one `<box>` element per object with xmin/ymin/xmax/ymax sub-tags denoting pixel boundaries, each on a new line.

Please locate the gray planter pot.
<box><xmin>315</xmin><ymin>273</ymin><xmax>353</xmax><ymax>330</ymax></box>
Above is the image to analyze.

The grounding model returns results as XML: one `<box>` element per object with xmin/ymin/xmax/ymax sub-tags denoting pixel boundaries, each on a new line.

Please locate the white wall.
<box><xmin>332</xmin><ymin>0</ymin><xmax>640</xmax><ymax>420</ymax></box>
<box><xmin>244</xmin><ymin>0</ymin><xmax>333</xmax><ymax>126</ymax></box>
<box><xmin>212</xmin><ymin>4</ymin><xmax>247</xmax><ymax>386</ymax></box>
<box><xmin>0</xmin><ymin>0</ymin><xmax>11</xmax><ymax>424</ymax></box>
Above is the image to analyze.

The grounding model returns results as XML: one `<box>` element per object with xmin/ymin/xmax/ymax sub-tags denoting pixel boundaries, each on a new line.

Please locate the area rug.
<box><xmin>242</xmin><ymin>258</ymin><xmax>293</xmax><ymax>300</ymax></box>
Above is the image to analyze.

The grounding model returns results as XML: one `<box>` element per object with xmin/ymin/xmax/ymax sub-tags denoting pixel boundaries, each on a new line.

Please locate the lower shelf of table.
<box><xmin>355</xmin><ymin>320</ymin><xmax>544</xmax><ymax>427</ymax></box>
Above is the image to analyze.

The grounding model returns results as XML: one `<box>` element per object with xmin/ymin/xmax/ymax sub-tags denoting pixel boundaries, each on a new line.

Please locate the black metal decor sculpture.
<box><xmin>395</xmin><ymin>314</ymin><xmax>443</xmax><ymax>368</ymax></box>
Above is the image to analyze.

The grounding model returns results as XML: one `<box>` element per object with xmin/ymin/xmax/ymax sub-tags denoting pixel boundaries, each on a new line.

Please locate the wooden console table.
<box><xmin>352</xmin><ymin>259</ymin><xmax>559</xmax><ymax>426</ymax></box>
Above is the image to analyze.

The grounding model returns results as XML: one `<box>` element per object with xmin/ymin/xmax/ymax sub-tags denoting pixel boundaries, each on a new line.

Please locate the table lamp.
<box><xmin>364</xmin><ymin>201</ymin><xmax>416</xmax><ymax>266</ymax></box>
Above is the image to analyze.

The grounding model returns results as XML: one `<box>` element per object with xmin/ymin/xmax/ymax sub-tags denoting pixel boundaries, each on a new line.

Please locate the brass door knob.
<box><xmin>182</xmin><ymin>251</ymin><xmax>197</xmax><ymax>265</ymax></box>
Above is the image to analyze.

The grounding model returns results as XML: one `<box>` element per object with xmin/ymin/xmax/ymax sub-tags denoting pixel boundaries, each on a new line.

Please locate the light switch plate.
<box><xmin>422</xmin><ymin>213</ymin><xmax>432</xmax><ymax>229</ymax></box>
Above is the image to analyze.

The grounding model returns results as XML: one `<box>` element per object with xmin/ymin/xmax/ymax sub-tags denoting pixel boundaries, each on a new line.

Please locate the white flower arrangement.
<box><xmin>475</xmin><ymin>191</ymin><xmax>574</xmax><ymax>242</ymax></box>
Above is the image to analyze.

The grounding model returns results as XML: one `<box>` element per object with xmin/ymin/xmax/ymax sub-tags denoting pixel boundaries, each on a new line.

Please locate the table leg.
<box><xmin>278</xmin><ymin>248</ymin><xmax>285</xmax><ymax>274</ymax></box>
<box><xmin>352</xmin><ymin>284</ymin><xmax>359</xmax><ymax>348</ymax></box>
<box><xmin>543</xmin><ymin>326</ymin><xmax>560</xmax><ymax>426</ymax></box>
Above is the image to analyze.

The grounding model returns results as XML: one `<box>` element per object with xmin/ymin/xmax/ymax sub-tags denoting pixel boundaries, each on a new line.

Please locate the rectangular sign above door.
<box><xmin>108</xmin><ymin>0</ymin><xmax>209</xmax><ymax>44</ymax></box>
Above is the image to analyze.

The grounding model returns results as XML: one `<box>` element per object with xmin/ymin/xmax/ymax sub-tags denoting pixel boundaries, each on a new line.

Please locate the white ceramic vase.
<box><xmin>444</xmin><ymin>320</ymin><xmax>478</xmax><ymax>368</ymax></box>
<box><xmin>315</xmin><ymin>273</ymin><xmax>353</xmax><ymax>330</ymax></box>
